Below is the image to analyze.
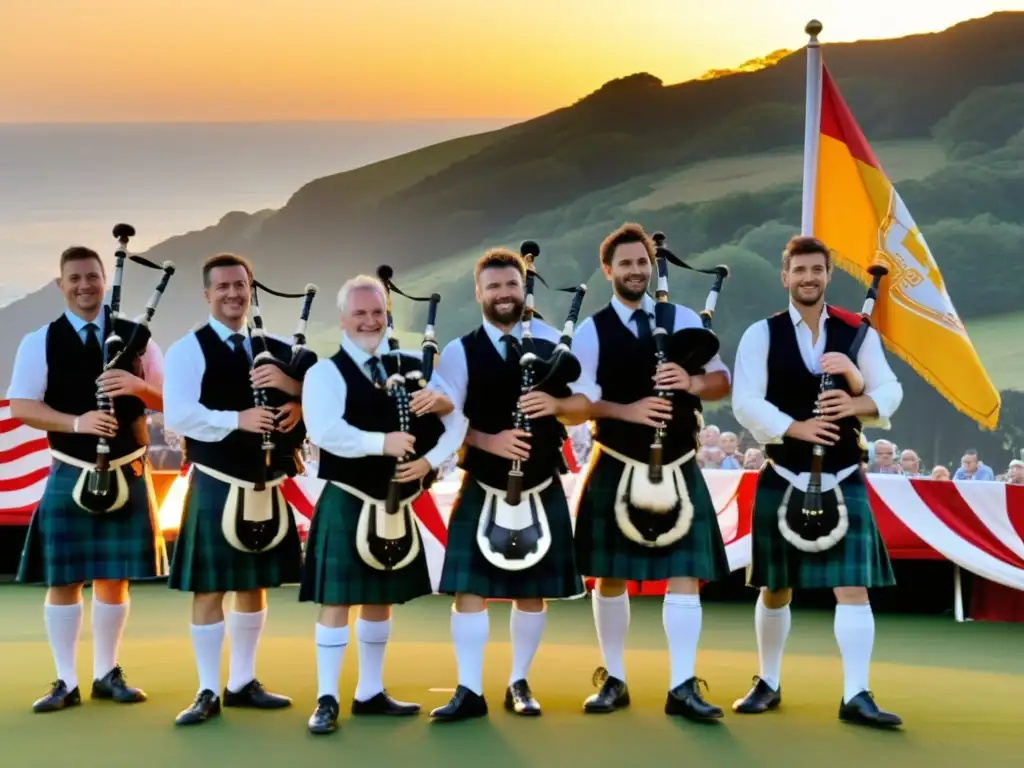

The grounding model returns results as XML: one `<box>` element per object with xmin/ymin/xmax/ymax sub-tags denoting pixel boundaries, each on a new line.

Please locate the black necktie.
<box><xmin>366</xmin><ymin>356</ymin><xmax>387</xmax><ymax>387</ymax></box>
<box><xmin>228</xmin><ymin>333</ymin><xmax>250</xmax><ymax>366</ymax></box>
<box><xmin>632</xmin><ymin>309</ymin><xmax>652</xmax><ymax>341</ymax></box>
<box><xmin>501</xmin><ymin>334</ymin><xmax>521</xmax><ymax>361</ymax></box>
<box><xmin>83</xmin><ymin>322</ymin><xmax>102</xmax><ymax>365</ymax></box>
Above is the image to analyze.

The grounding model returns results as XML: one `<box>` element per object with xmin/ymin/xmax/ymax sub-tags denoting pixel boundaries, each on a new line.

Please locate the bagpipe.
<box><xmin>248</xmin><ymin>278</ymin><xmax>319</xmax><ymax>491</ymax></box>
<box><xmin>80</xmin><ymin>223</ymin><xmax>176</xmax><ymax>513</ymax></box>
<box><xmin>778</xmin><ymin>263</ymin><xmax>889</xmax><ymax>554</ymax></box>
<box><xmin>353</xmin><ymin>265</ymin><xmax>443</xmax><ymax>572</ymax></box>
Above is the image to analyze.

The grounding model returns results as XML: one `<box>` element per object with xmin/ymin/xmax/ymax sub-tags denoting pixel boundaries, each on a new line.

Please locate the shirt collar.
<box><xmin>341</xmin><ymin>332</ymin><xmax>389</xmax><ymax>366</ymax></box>
<box><xmin>207</xmin><ymin>314</ymin><xmax>249</xmax><ymax>342</ymax></box>
<box><xmin>481</xmin><ymin>317</ymin><xmax>522</xmax><ymax>348</ymax></box>
<box><xmin>611</xmin><ymin>293</ymin><xmax>655</xmax><ymax>327</ymax></box>
<box><xmin>787</xmin><ymin>302</ymin><xmax>830</xmax><ymax>334</ymax></box>
<box><xmin>64</xmin><ymin>308</ymin><xmax>105</xmax><ymax>336</ymax></box>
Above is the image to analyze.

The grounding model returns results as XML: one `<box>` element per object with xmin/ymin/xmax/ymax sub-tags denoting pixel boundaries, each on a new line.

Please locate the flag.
<box><xmin>810</xmin><ymin>64</ymin><xmax>1001</xmax><ymax>429</ymax></box>
<box><xmin>0</xmin><ymin>400</ymin><xmax>49</xmax><ymax>525</ymax></box>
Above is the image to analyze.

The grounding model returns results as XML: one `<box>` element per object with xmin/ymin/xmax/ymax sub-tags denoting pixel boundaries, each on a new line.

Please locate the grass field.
<box><xmin>4</xmin><ymin>584</ymin><xmax>1023</xmax><ymax>767</ymax></box>
<box><xmin>965</xmin><ymin>310</ymin><xmax>1024</xmax><ymax>392</ymax></box>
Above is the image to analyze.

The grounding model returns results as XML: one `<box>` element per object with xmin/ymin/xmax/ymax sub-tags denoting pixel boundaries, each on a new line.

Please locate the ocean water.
<box><xmin>0</xmin><ymin>120</ymin><xmax>514</xmax><ymax>308</ymax></box>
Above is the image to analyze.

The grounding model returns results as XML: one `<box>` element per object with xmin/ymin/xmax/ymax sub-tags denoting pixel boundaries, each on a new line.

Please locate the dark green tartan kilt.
<box><xmin>168</xmin><ymin>470</ymin><xmax>302</xmax><ymax>593</ymax></box>
<box><xmin>573</xmin><ymin>450</ymin><xmax>731</xmax><ymax>583</ymax></box>
<box><xmin>298</xmin><ymin>483</ymin><xmax>432</xmax><ymax>606</ymax></box>
<box><xmin>746</xmin><ymin>466</ymin><xmax>896</xmax><ymax>591</ymax></box>
<box><xmin>17</xmin><ymin>458</ymin><xmax>168</xmax><ymax>587</ymax></box>
<box><xmin>438</xmin><ymin>473</ymin><xmax>584</xmax><ymax>600</ymax></box>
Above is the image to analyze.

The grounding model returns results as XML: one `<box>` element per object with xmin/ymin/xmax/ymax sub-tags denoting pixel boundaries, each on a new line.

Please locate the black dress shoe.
<box><xmin>429</xmin><ymin>685</ymin><xmax>488</xmax><ymax>722</ymax></box>
<box><xmin>839</xmin><ymin>691</ymin><xmax>903</xmax><ymax>728</ymax></box>
<box><xmin>732</xmin><ymin>675</ymin><xmax>781</xmax><ymax>714</ymax></box>
<box><xmin>222</xmin><ymin>679</ymin><xmax>292</xmax><ymax>709</ymax></box>
<box><xmin>583</xmin><ymin>667</ymin><xmax>630</xmax><ymax>714</ymax></box>
<box><xmin>175</xmin><ymin>689</ymin><xmax>221</xmax><ymax>726</ymax></box>
<box><xmin>91</xmin><ymin>666</ymin><xmax>147</xmax><ymax>703</ymax></box>
<box><xmin>32</xmin><ymin>680</ymin><xmax>81</xmax><ymax>713</ymax></box>
<box><xmin>352</xmin><ymin>690</ymin><xmax>420</xmax><ymax>716</ymax></box>
<box><xmin>665</xmin><ymin>677</ymin><xmax>723</xmax><ymax>721</ymax></box>
<box><xmin>504</xmin><ymin>679</ymin><xmax>541</xmax><ymax>716</ymax></box>
<box><xmin>308</xmin><ymin>695</ymin><xmax>340</xmax><ymax>734</ymax></box>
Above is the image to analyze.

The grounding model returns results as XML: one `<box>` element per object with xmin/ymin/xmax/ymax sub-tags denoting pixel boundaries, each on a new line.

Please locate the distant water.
<box><xmin>0</xmin><ymin>120</ymin><xmax>514</xmax><ymax>308</ymax></box>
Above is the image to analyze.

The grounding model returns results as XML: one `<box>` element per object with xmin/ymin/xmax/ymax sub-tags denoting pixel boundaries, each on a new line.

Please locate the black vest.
<box><xmin>182</xmin><ymin>324</ymin><xmax>297</xmax><ymax>483</ymax></box>
<box><xmin>44</xmin><ymin>307</ymin><xmax>148</xmax><ymax>463</ymax></box>
<box><xmin>592</xmin><ymin>304</ymin><xmax>701</xmax><ymax>463</ymax></box>
<box><xmin>317</xmin><ymin>347</ymin><xmax>444</xmax><ymax>499</ymax></box>
<box><xmin>458</xmin><ymin>327</ymin><xmax>568</xmax><ymax>489</ymax></box>
<box><xmin>763</xmin><ymin>310</ymin><xmax>864</xmax><ymax>472</ymax></box>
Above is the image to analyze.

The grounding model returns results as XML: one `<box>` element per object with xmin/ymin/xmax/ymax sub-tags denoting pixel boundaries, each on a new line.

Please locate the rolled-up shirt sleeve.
<box><xmin>568</xmin><ymin>317</ymin><xmax>602</xmax><ymax>402</ymax></box>
<box><xmin>162</xmin><ymin>334</ymin><xmax>239</xmax><ymax>442</ymax></box>
<box><xmin>6</xmin><ymin>326</ymin><xmax>48</xmax><ymax>402</ymax></box>
<box><xmin>302</xmin><ymin>359</ymin><xmax>386</xmax><ymax>458</ymax></box>
<box><xmin>434</xmin><ymin>339</ymin><xmax>469</xmax><ymax>414</ymax></box>
<box><xmin>857</xmin><ymin>327</ymin><xmax>902</xmax><ymax>429</ymax></box>
<box><xmin>731</xmin><ymin>320</ymin><xmax>794</xmax><ymax>444</ymax></box>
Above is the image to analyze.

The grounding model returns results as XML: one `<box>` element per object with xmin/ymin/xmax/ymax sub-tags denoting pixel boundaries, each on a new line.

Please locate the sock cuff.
<box><xmin>190</xmin><ymin>621</ymin><xmax>225</xmax><ymax>635</ymax></box>
<box><xmin>228</xmin><ymin>608</ymin><xmax>267</xmax><ymax>628</ymax></box>
<box><xmin>758</xmin><ymin>602</ymin><xmax>791</xmax><ymax>617</ymax></box>
<box><xmin>835</xmin><ymin>602</ymin><xmax>873</xmax><ymax>616</ymax></box>
<box><xmin>355</xmin><ymin>617</ymin><xmax>391</xmax><ymax>644</ymax></box>
<box><xmin>451</xmin><ymin>608</ymin><xmax>490</xmax><ymax>639</ymax></box>
<box><xmin>664</xmin><ymin>593</ymin><xmax>700</xmax><ymax>608</ymax></box>
<box><xmin>594</xmin><ymin>591</ymin><xmax>629</xmax><ymax>605</ymax></box>
<box><xmin>92</xmin><ymin>596</ymin><xmax>129</xmax><ymax>612</ymax></box>
<box><xmin>44</xmin><ymin>601</ymin><xmax>83</xmax><ymax>615</ymax></box>
<box><xmin>316</xmin><ymin>623</ymin><xmax>349</xmax><ymax>647</ymax></box>
<box><xmin>511</xmin><ymin>605</ymin><xmax>547</xmax><ymax>617</ymax></box>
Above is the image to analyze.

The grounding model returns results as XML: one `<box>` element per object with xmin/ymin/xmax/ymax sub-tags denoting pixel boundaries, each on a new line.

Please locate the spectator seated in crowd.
<box><xmin>1007</xmin><ymin>459</ymin><xmax>1024</xmax><ymax>485</ymax></box>
<box><xmin>954</xmin><ymin>449</ymin><xmax>995</xmax><ymax>481</ymax></box>
<box><xmin>930</xmin><ymin>465</ymin><xmax>952</xmax><ymax>481</ymax></box>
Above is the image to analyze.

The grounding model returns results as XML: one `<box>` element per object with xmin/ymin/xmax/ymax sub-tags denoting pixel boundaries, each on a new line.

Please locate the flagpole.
<box><xmin>800</xmin><ymin>20</ymin><xmax>823</xmax><ymax>236</ymax></box>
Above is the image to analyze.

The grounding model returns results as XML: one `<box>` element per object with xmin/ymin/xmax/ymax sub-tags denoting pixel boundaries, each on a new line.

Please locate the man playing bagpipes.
<box><xmin>430</xmin><ymin>245</ymin><xmax>597</xmax><ymax>721</ymax></box>
<box><xmin>8</xmin><ymin>234</ymin><xmax>173</xmax><ymax>713</ymax></box>
<box><xmin>299</xmin><ymin>272</ymin><xmax>463</xmax><ymax>735</ymax></box>
<box><xmin>730</xmin><ymin>235</ymin><xmax>903</xmax><ymax>728</ymax></box>
<box><xmin>162</xmin><ymin>252</ymin><xmax>318</xmax><ymax>726</ymax></box>
<box><xmin>572</xmin><ymin>223</ymin><xmax>732</xmax><ymax>721</ymax></box>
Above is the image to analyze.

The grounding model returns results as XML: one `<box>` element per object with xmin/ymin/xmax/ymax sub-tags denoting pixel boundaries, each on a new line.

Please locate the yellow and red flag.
<box><xmin>812</xmin><ymin>65</ymin><xmax>1000</xmax><ymax>429</ymax></box>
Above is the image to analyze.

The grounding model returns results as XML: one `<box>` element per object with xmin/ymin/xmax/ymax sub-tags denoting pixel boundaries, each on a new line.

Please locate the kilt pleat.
<box><xmin>168</xmin><ymin>470</ymin><xmax>302</xmax><ymax>593</ymax></box>
<box><xmin>17</xmin><ymin>459</ymin><xmax>168</xmax><ymax>587</ymax></box>
<box><xmin>746</xmin><ymin>466</ymin><xmax>896</xmax><ymax>591</ymax></box>
<box><xmin>573</xmin><ymin>451</ymin><xmax>731</xmax><ymax>583</ymax></box>
<box><xmin>298</xmin><ymin>483</ymin><xmax>432</xmax><ymax>606</ymax></box>
<box><xmin>439</xmin><ymin>473</ymin><xmax>583</xmax><ymax>600</ymax></box>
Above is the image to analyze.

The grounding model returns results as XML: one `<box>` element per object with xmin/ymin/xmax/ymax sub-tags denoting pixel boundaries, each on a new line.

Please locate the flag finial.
<box><xmin>805</xmin><ymin>19</ymin><xmax>823</xmax><ymax>38</ymax></box>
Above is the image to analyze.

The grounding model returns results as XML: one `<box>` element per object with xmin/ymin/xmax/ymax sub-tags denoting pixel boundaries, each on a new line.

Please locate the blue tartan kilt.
<box><xmin>573</xmin><ymin>449</ymin><xmax>731</xmax><ymax>583</ymax></box>
<box><xmin>746</xmin><ymin>465</ymin><xmax>896</xmax><ymax>591</ymax></box>
<box><xmin>17</xmin><ymin>458</ymin><xmax>168</xmax><ymax>587</ymax></box>
<box><xmin>168</xmin><ymin>469</ymin><xmax>302</xmax><ymax>594</ymax></box>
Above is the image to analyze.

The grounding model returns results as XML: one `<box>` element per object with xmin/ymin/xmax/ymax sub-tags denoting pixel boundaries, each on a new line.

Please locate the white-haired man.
<box><xmin>298</xmin><ymin>274</ymin><xmax>463</xmax><ymax>735</ymax></box>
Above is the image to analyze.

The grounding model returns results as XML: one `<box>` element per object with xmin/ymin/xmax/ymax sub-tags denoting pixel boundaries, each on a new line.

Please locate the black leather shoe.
<box><xmin>308</xmin><ymin>695</ymin><xmax>340</xmax><ymax>734</ymax></box>
<box><xmin>91</xmin><ymin>665</ymin><xmax>147</xmax><ymax>703</ymax></box>
<box><xmin>352</xmin><ymin>690</ymin><xmax>420</xmax><ymax>716</ymax></box>
<box><xmin>504</xmin><ymin>679</ymin><xmax>541</xmax><ymax>716</ymax></box>
<box><xmin>32</xmin><ymin>680</ymin><xmax>81</xmax><ymax>713</ymax></box>
<box><xmin>429</xmin><ymin>685</ymin><xmax>488</xmax><ymax>722</ymax></box>
<box><xmin>175</xmin><ymin>689</ymin><xmax>221</xmax><ymax>726</ymax></box>
<box><xmin>665</xmin><ymin>677</ymin><xmax>723</xmax><ymax>721</ymax></box>
<box><xmin>839</xmin><ymin>691</ymin><xmax>902</xmax><ymax>728</ymax></box>
<box><xmin>222</xmin><ymin>679</ymin><xmax>292</xmax><ymax>709</ymax></box>
<box><xmin>583</xmin><ymin>667</ymin><xmax>630</xmax><ymax>714</ymax></box>
<box><xmin>732</xmin><ymin>675</ymin><xmax>781</xmax><ymax>714</ymax></box>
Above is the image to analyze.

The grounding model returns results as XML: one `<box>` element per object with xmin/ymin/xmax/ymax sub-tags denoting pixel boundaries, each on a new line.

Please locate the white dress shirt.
<box><xmin>303</xmin><ymin>333</ymin><xmax>465</xmax><ymax>469</ymax></box>
<box><xmin>731</xmin><ymin>303</ymin><xmax>903</xmax><ymax>448</ymax></box>
<box><xmin>162</xmin><ymin>315</ymin><xmax>289</xmax><ymax>443</ymax></box>
<box><xmin>572</xmin><ymin>294</ymin><xmax>731</xmax><ymax>402</ymax></box>
<box><xmin>6</xmin><ymin>308</ymin><xmax>164</xmax><ymax>402</ymax></box>
<box><xmin>435</xmin><ymin>316</ymin><xmax>601</xmax><ymax>420</ymax></box>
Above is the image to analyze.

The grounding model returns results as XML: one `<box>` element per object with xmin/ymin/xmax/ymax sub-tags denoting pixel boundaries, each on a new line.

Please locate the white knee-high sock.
<box><xmin>354</xmin><ymin>617</ymin><xmax>390</xmax><ymax>702</ymax></box>
<box><xmin>226</xmin><ymin>608</ymin><xmax>266</xmax><ymax>693</ymax></box>
<box><xmin>451</xmin><ymin>609</ymin><xmax>489</xmax><ymax>696</ymax></box>
<box><xmin>190</xmin><ymin>621</ymin><xmax>225</xmax><ymax>695</ymax></box>
<box><xmin>663</xmin><ymin>593</ymin><xmax>701</xmax><ymax>689</ymax></box>
<box><xmin>315</xmin><ymin>623</ymin><xmax>348</xmax><ymax>701</ymax></box>
<box><xmin>592</xmin><ymin>592</ymin><xmax>629</xmax><ymax>681</ymax></box>
<box><xmin>91</xmin><ymin>596</ymin><xmax>129</xmax><ymax>680</ymax></box>
<box><xmin>44</xmin><ymin>601</ymin><xmax>83</xmax><ymax>690</ymax></box>
<box><xmin>754</xmin><ymin>598</ymin><xmax>790</xmax><ymax>691</ymax></box>
<box><xmin>508</xmin><ymin>606</ymin><xmax>546</xmax><ymax>686</ymax></box>
<box><xmin>834</xmin><ymin>603</ymin><xmax>874</xmax><ymax>703</ymax></box>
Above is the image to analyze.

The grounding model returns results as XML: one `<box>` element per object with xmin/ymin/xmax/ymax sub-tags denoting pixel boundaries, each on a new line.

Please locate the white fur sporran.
<box><xmin>475</xmin><ymin>478</ymin><xmax>552</xmax><ymax>571</ymax></box>
<box><xmin>52</xmin><ymin>447</ymin><xmax>145</xmax><ymax>515</ymax></box>
<box><xmin>777</xmin><ymin>484</ymin><xmax>849</xmax><ymax>553</ymax></box>
<box><xmin>336</xmin><ymin>482</ymin><xmax>422</xmax><ymax>572</ymax></box>
<box><xmin>191</xmin><ymin>463</ymin><xmax>291</xmax><ymax>554</ymax></box>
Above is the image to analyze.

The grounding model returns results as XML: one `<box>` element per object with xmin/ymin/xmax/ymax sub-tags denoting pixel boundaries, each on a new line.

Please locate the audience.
<box><xmin>930</xmin><ymin>465</ymin><xmax>952</xmax><ymax>481</ymax></box>
<box><xmin>1006</xmin><ymin>459</ymin><xmax>1024</xmax><ymax>485</ymax></box>
<box><xmin>953</xmin><ymin>449</ymin><xmax>995</xmax><ymax>481</ymax></box>
<box><xmin>899</xmin><ymin>449</ymin><xmax>922</xmax><ymax>477</ymax></box>
<box><xmin>718</xmin><ymin>431</ymin><xmax>743</xmax><ymax>469</ymax></box>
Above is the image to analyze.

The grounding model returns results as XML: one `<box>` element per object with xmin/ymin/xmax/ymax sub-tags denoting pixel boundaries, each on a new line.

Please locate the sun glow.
<box><xmin>157</xmin><ymin>473</ymin><xmax>189</xmax><ymax>533</ymax></box>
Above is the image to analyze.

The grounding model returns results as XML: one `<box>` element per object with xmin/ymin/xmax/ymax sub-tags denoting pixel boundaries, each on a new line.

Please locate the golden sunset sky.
<box><xmin>3</xmin><ymin>0</ymin><xmax>1021</xmax><ymax>122</ymax></box>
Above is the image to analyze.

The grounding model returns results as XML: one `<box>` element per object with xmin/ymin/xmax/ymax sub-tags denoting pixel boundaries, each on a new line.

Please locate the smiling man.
<box><xmin>162</xmin><ymin>252</ymin><xmax>313</xmax><ymax>727</ymax></box>
<box><xmin>8</xmin><ymin>245</ymin><xmax>166</xmax><ymax>714</ymax></box>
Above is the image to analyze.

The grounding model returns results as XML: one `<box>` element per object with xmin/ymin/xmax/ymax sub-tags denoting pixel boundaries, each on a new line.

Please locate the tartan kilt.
<box><xmin>573</xmin><ymin>450</ymin><xmax>731</xmax><ymax>583</ymax></box>
<box><xmin>168</xmin><ymin>469</ymin><xmax>302</xmax><ymax>593</ymax></box>
<box><xmin>438</xmin><ymin>472</ymin><xmax>584</xmax><ymax>600</ymax></box>
<box><xmin>17</xmin><ymin>458</ymin><xmax>168</xmax><ymax>587</ymax></box>
<box><xmin>746</xmin><ymin>465</ymin><xmax>896</xmax><ymax>591</ymax></box>
<box><xmin>298</xmin><ymin>482</ymin><xmax>432</xmax><ymax>606</ymax></box>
